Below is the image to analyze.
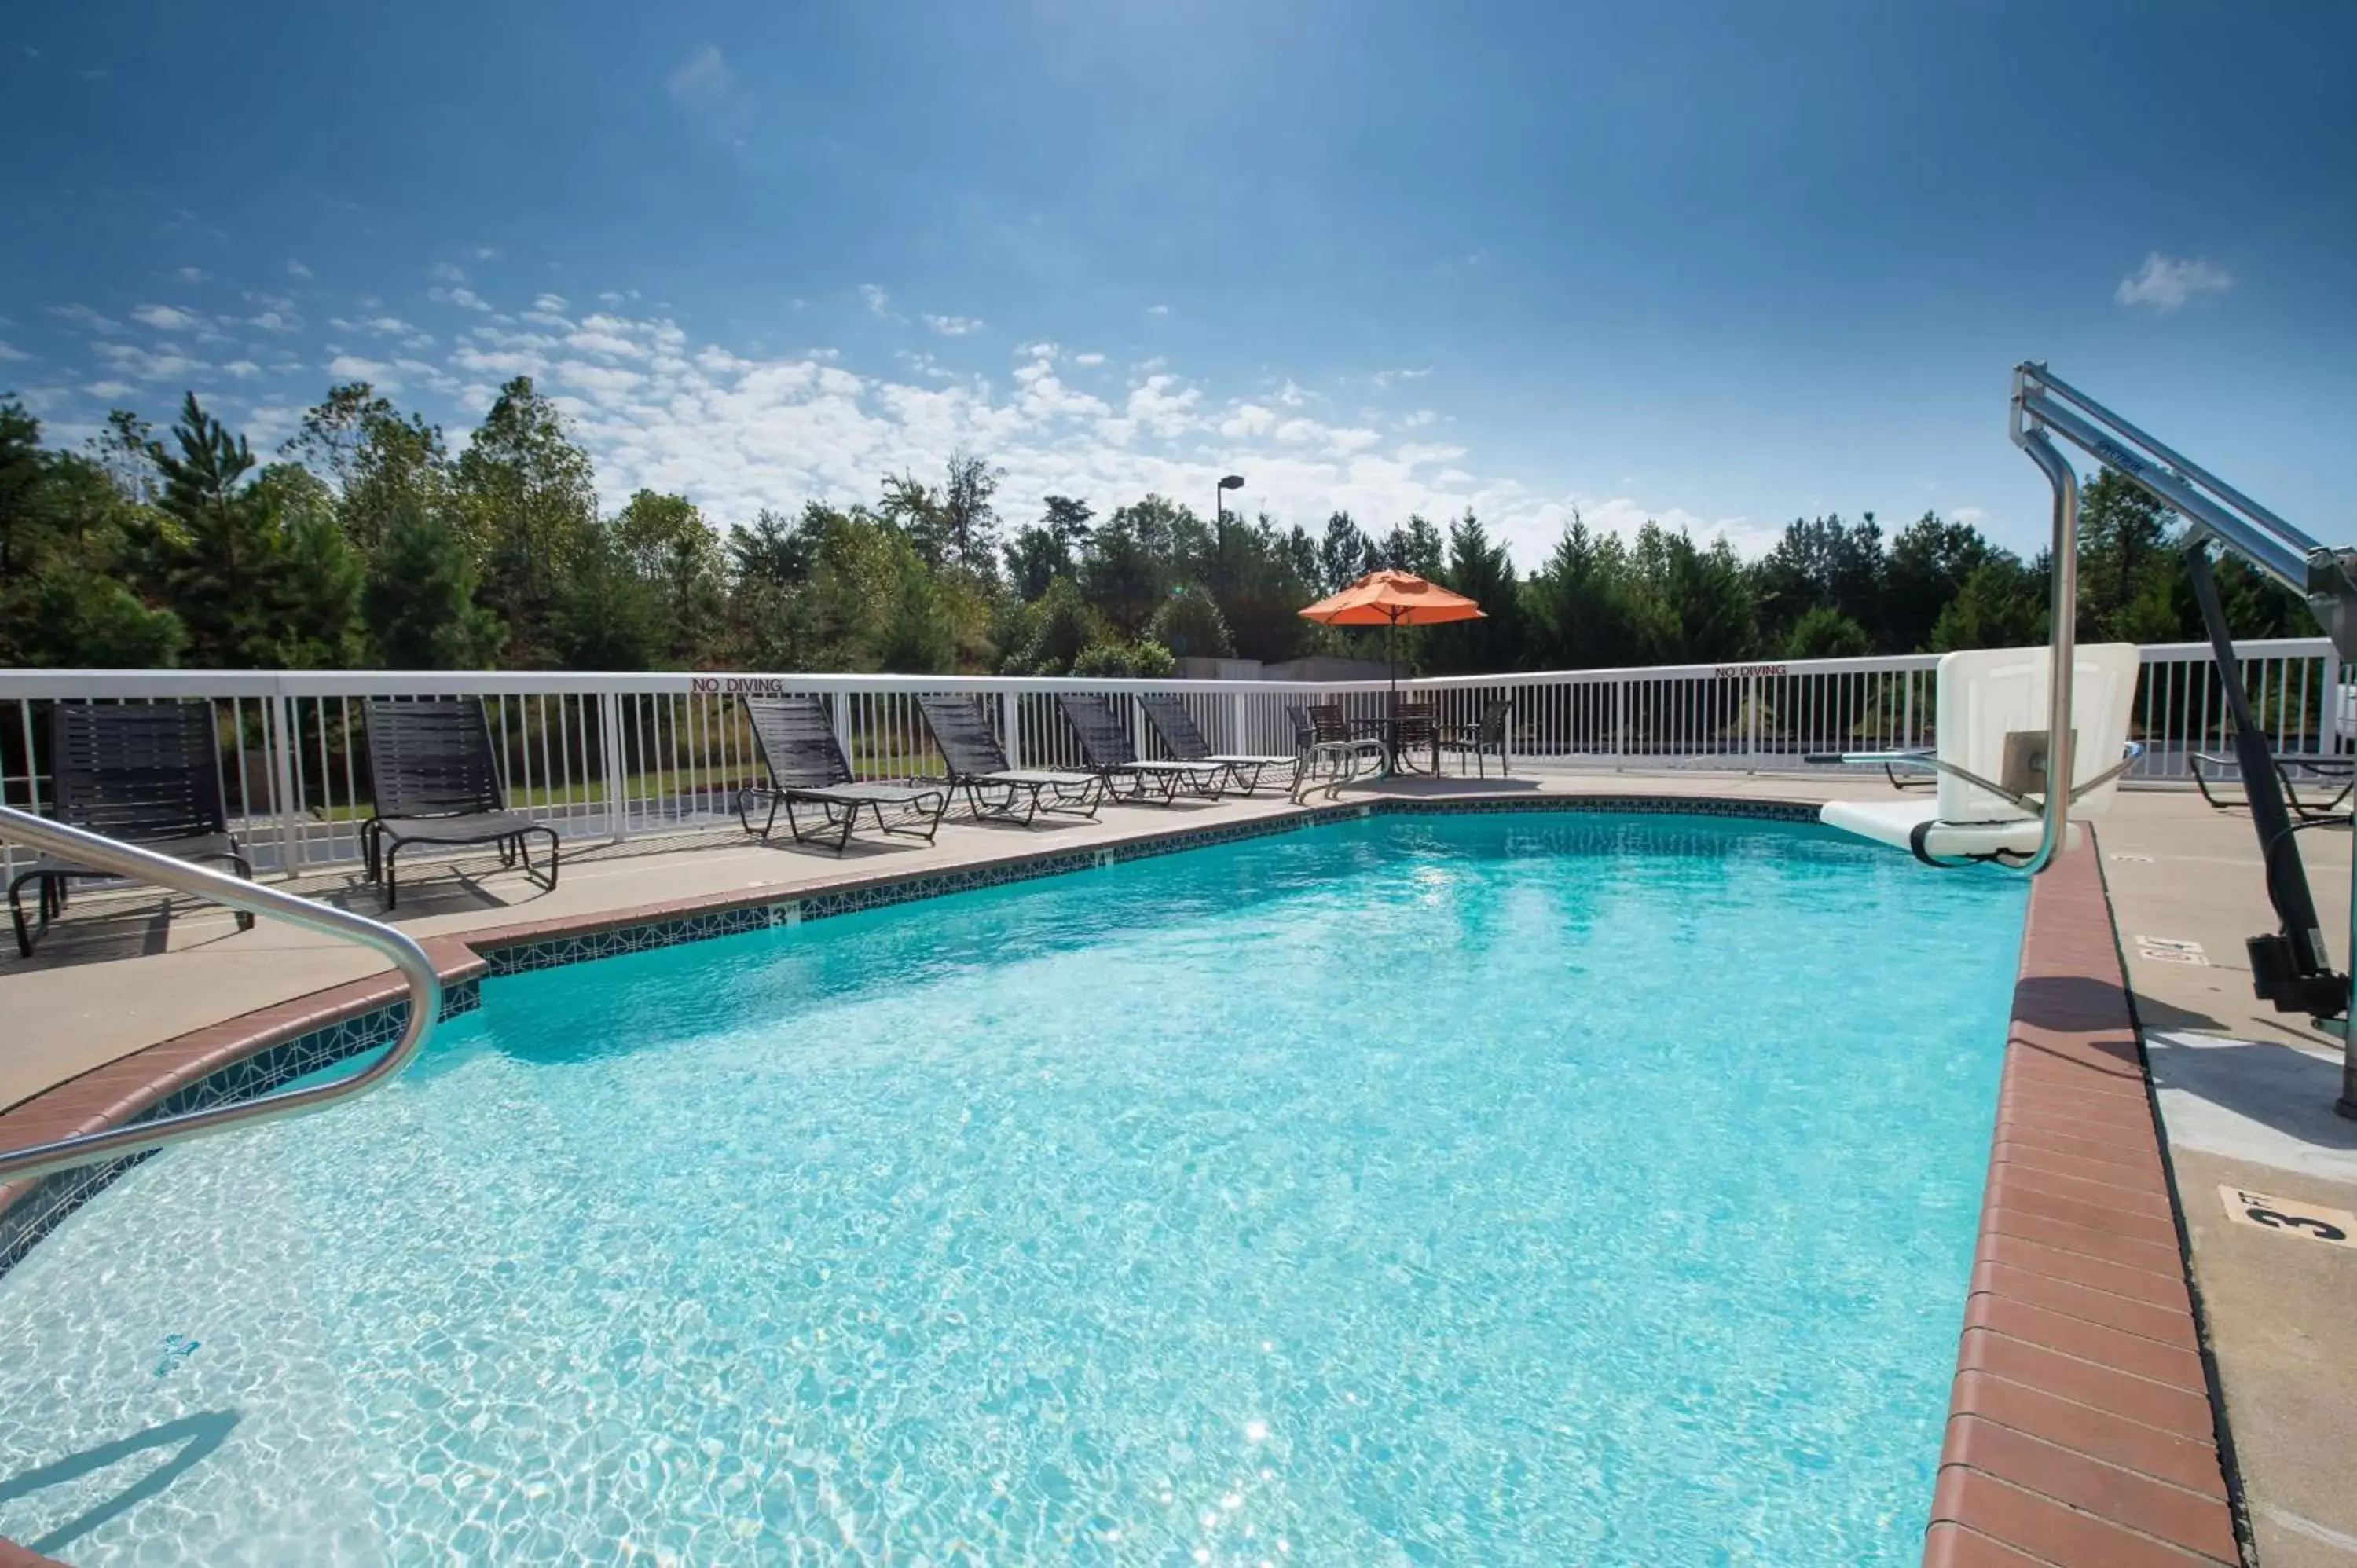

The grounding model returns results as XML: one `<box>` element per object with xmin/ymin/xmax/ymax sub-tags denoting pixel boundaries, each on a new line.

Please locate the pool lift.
<box><xmin>1815</xmin><ymin>363</ymin><xmax>2357</xmax><ymax>1117</ymax></box>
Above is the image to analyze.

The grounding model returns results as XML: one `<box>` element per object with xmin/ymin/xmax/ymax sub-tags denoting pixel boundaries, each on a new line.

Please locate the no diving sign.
<box><xmin>2219</xmin><ymin>1185</ymin><xmax>2357</xmax><ymax>1249</ymax></box>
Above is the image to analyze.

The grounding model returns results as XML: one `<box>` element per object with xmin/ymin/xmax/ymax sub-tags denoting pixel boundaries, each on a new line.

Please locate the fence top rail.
<box><xmin>0</xmin><ymin>637</ymin><xmax>2333</xmax><ymax>702</ymax></box>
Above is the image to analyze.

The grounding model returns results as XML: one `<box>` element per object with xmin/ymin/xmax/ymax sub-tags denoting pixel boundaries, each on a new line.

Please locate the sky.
<box><xmin>2</xmin><ymin>0</ymin><xmax>2351</xmax><ymax>568</ymax></box>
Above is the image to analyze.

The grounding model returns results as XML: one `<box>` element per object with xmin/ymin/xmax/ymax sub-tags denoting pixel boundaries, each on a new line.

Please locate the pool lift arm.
<box><xmin>2013</xmin><ymin>364</ymin><xmax>2357</xmax><ymax>1116</ymax></box>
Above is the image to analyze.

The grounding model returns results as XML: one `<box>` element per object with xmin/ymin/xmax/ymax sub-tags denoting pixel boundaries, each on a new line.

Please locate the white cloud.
<box><xmin>859</xmin><ymin>283</ymin><xmax>899</xmax><ymax>320</ymax></box>
<box><xmin>131</xmin><ymin>303</ymin><xmax>202</xmax><ymax>332</ymax></box>
<box><xmin>473</xmin><ymin>245</ymin><xmax>501</xmax><ymax>261</ymax></box>
<box><xmin>0</xmin><ymin>341</ymin><xmax>29</xmax><ymax>362</ymax></box>
<box><xmin>923</xmin><ymin>313</ymin><xmax>984</xmax><ymax>336</ymax></box>
<box><xmin>431</xmin><ymin>262</ymin><xmax>468</xmax><ymax>284</ymax></box>
<box><xmin>598</xmin><ymin>290</ymin><xmax>625</xmax><ymax>306</ymax></box>
<box><xmin>326</xmin><ymin>354</ymin><xmax>393</xmax><ymax>383</ymax></box>
<box><xmin>286</xmin><ymin>258</ymin><xmax>313</xmax><ymax>279</ymax></box>
<box><xmin>248</xmin><ymin>310</ymin><xmax>299</xmax><ymax>333</ymax></box>
<box><xmin>174</xmin><ymin>266</ymin><xmax>211</xmax><ymax>284</ymax></box>
<box><xmin>2116</xmin><ymin>252</ymin><xmax>2232</xmax><ymax>312</ymax></box>
<box><xmin>665</xmin><ymin>44</ymin><xmax>730</xmax><ymax>102</ymax></box>
<box><xmin>51</xmin><ymin>304</ymin><xmax>125</xmax><ymax>334</ymax></box>
<box><xmin>533</xmin><ymin>293</ymin><xmax>568</xmax><ymax>313</ymax></box>
<box><xmin>430</xmin><ymin>285</ymin><xmax>493</xmax><ymax>312</ymax></box>
<box><xmin>24</xmin><ymin>277</ymin><xmax>1764</xmax><ymax>572</ymax></box>
<box><xmin>91</xmin><ymin>340</ymin><xmax>207</xmax><ymax>381</ymax></box>
<box><xmin>1220</xmin><ymin>405</ymin><xmax>1276</xmax><ymax>438</ymax></box>
<box><xmin>1952</xmin><ymin>506</ymin><xmax>1987</xmax><ymax>523</ymax></box>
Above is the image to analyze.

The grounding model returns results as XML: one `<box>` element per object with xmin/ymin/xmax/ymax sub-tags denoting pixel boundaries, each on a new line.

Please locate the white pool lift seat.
<box><xmin>1820</xmin><ymin>643</ymin><xmax>2142</xmax><ymax>865</ymax></box>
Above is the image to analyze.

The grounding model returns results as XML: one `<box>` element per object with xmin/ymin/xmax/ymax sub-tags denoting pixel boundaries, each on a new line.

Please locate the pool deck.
<box><xmin>2</xmin><ymin>767</ymin><xmax>2352</xmax><ymax>1566</ymax></box>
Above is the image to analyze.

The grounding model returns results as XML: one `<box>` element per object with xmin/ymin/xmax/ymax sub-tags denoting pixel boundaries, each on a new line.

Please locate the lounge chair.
<box><xmin>735</xmin><ymin>694</ymin><xmax>949</xmax><ymax>852</ymax></box>
<box><xmin>914</xmin><ymin>694</ymin><xmax>1104</xmax><ymax>826</ymax></box>
<box><xmin>1137</xmin><ymin>692</ymin><xmax>1299</xmax><ymax>795</ymax></box>
<box><xmin>8</xmin><ymin>702</ymin><xmax>255</xmax><ymax>957</ymax></box>
<box><xmin>361</xmin><ymin>697</ymin><xmax>559</xmax><ymax>909</ymax></box>
<box><xmin>2190</xmin><ymin>747</ymin><xmax>2354</xmax><ymax>822</ymax></box>
<box><xmin>1438</xmin><ymin>697</ymin><xmax>1514</xmax><ymax>777</ymax></box>
<box><xmin>1054</xmin><ymin>694</ymin><xmax>1226</xmax><ymax>804</ymax></box>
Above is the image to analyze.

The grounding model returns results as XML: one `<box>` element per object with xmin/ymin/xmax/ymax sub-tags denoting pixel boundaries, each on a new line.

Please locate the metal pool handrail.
<box><xmin>0</xmin><ymin>804</ymin><xmax>443</xmax><ymax>1185</ymax></box>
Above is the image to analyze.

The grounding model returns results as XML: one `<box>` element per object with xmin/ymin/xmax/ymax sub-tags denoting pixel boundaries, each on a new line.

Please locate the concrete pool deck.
<box><xmin>2</xmin><ymin>768</ymin><xmax>2351</xmax><ymax>1566</ymax></box>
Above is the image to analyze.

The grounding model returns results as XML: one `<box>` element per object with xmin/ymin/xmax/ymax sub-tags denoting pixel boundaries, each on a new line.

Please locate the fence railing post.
<box><xmin>601</xmin><ymin>690</ymin><xmax>629</xmax><ymax>843</ymax></box>
<box><xmin>269</xmin><ymin>689</ymin><xmax>302</xmax><ymax>877</ymax></box>
<box><xmin>1613</xmin><ymin>680</ymin><xmax>1626</xmax><ymax>763</ymax></box>
<box><xmin>1003</xmin><ymin>689</ymin><xmax>1024</xmax><ymax>771</ymax></box>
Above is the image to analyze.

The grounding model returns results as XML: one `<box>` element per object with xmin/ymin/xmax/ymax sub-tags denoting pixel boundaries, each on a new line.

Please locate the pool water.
<box><xmin>0</xmin><ymin>813</ymin><xmax>2026</xmax><ymax>1565</ymax></box>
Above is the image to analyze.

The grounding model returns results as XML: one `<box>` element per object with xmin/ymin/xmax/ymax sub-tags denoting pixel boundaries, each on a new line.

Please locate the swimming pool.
<box><xmin>0</xmin><ymin>811</ymin><xmax>2026</xmax><ymax>1564</ymax></box>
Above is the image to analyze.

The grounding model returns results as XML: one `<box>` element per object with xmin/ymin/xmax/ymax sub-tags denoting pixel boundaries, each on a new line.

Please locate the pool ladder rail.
<box><xmin>0</xmin><ymin>803</ymin><xmax>443</xmax><ymax>1185</ymax></box>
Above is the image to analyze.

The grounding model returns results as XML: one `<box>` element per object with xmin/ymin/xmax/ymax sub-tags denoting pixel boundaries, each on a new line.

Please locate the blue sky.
<box><xmin>2</xmin><ymin>0</ymin><xmax>2350</xmax><ymax>566</ymax></box>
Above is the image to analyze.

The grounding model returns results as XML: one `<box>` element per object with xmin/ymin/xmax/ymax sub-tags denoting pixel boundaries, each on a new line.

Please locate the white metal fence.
<box><xmin>0</xmin><ymin>638</ymin><xmax>2343</xmax><ymax>879</ymax></box>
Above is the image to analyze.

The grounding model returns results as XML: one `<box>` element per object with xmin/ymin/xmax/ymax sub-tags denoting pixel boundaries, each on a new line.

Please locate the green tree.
<box><xmin>1318</xmin><ymin>511</ymin><xmax>1376</xmax><ymax>592</ymax></box>
<box><xmin>1149</xmin><ymin>583</ymin><xmax>1236</xmax><ymax>660</ymax></box>
<box><xmin>258</xmin><ymin>463</ymin><xmax>365</xmax><ymax>666</ymax></box>
<box><xmin>364</xmin><ymin>499</ymin><xmax>504</xmax><ymax>668</ymax></box>
<box><xmin>1428</xmin><ymin>511</ymin><xmax>1520</xmax><ymax>673</ymax></box>
<box><xmin>1003</xmin><ymin>526</ymin><xmax>1070</xmax><ymax>601</ymax></box>
<box><xmin>0</xmin><ymin>400</ymin><xmax>184</xmax><ymax>667</ymax></box>
<box><xmin>1002</xmin><ymin>576</ymin><xmax>1096</xmax><ymax>675</ymax></box>
<box><xmin>453</xmin><ymin>376</ymin><xmax>597</xmax><ymax>664</ymax></box>
<box><xmin>1930</xmin><ymin>556</ymin><xmax>2048</xmax><ymax>651</ymax></box>
<box><xmin>552</xmin><ymin>522</ymin><xmax>668</xmax><ymax>670</ymax></box>
<box><xmin>152</xmin><ymin>392</ymin><xmax>295</xmax><ymax>667</ymax></box>
<box><xmin>614</xmin><ymin>489</ymin><xmax>724</xmax><ymax>665</ymax></box>
<box><xmin>1783</xmin><ymin>605</ymin><xmax>1872</xmax><ymax>659</ymax></box>
<box><xmin>1522</xmin><ymin>518</ymin><xmax>1651</xmax><ymax>669</ymax></box>
<box><xmin>1883</xmin><ymin>512</ymin><xmax>1995</xmax><ymax>653</ymax></box>
<box><xmin>874</xmin><ymin>541</ymin><xmax>957</xmax><ymax>672</ymax></box>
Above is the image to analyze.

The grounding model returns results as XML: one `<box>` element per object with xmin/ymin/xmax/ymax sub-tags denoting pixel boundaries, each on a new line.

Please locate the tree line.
<box><xmin>0</xmin><ymin>377</ymin><xmax>2312</xmax><ymax>678</ymax></box>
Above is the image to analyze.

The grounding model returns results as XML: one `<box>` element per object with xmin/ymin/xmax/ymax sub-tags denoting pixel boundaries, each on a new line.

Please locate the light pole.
<box><xmin>1215</xmin><ymin>473</ymin><xmax>1244</xmax><ymax>527</ymax></box>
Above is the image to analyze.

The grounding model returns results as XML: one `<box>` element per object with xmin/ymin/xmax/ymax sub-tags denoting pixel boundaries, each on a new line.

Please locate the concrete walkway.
<box><xmin>2099</xmin><ymin>789</ymin><xmax>2357</xmax><ymax>1566</ymax></box>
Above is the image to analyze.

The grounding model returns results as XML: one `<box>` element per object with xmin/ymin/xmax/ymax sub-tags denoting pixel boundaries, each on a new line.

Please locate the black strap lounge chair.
<box><xmin>1438</xmin><ymin>698</ymin><xmax>1514</xmax><ymax>778</ymax></box>
<box><xmin>8</xmin><ymin>702</ymin><xmax>255</xmax><ymax>958</ymax></box>
<box><xmin>1136</xmin><ymin>693</ymin><xmax>1298</xmax><ymax>796</ymax></box>
<box><xmin>361</xmin><ymin>698</ymin><xmax>559</xmax><ymax>909</ymax></box>
<box><xmin>914</xmin><ymin>694</ymin><xmax>1104</xmax><ymax>826</ymax></box>
<box><xmin>2190</xmin><ymin>746</ymin><xmax>2355</xmax><ymax>822</ymax></box>
<box><xmin>736</xmin><ymin>694</ymin><xmax>949</xmax><ymax>852</ymax></box>
<box><xmin>1054</xmin><ymin>694</ymin><xmax>1226</xmax><ymax>804</ymax></box>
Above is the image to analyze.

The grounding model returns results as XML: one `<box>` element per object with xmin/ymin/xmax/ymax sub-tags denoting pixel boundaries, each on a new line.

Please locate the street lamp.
<box><xmin>1215</xmin><ymin>473</ymin><xmax>1245</xmax><ymax>526</ymax></box>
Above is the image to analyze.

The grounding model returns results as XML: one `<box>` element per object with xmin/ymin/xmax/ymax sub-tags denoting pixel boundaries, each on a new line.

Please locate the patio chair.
<box><xmin>1137</xmin><ymin>693</ymin><xmax>1299</xmax><ymax>796</ymax></box>
<box><xmin>1438</xmin><ymin>698</ymin><xmax>1514</xmax><ymax>778</ymax></box>
<box><xmin>1054</xmin><ymin>694</ymin><xmax>1226</xmax><ymax>804</ymax></box>
<box><xmin>1389</xmin><ymin>702</ymin><xmax>1439</xmax><ymax>774</ymax></box>
<box><xmin>914</xmin><ymin>694</ymin><xmax>1104</xmax><ymax>826</ymax></box>
<box><xmin>361</xmin><ymin>697</ymin><xmax>559</xmax><ymax>909</ymax></box>
<box><xmin>8</xmin><ymin>702</ymin><xmax>255</xmax><ymax>958</ymax></box>
<box><xmin>735</xmin><ymin>694</ymin><xmax>949</xmax><ymax>852</ymax></box>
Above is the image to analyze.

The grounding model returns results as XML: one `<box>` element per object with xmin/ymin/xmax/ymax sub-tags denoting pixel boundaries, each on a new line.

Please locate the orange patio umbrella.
<box><xmin>1298</xmin><ymin>569</ymin><xmax>1485</xmax><ymax>705</ymax></box>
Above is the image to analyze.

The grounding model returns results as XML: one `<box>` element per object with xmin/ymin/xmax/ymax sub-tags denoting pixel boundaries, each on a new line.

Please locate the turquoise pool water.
<box><xmin>0</xmin><ymin>813</ymin><xmax>2025</xmax><ymax>1565</ymax></box>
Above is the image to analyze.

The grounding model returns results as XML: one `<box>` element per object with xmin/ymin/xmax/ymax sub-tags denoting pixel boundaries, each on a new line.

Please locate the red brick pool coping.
<box><xmin>1926</xmin><ymin>839</ymin><xmax>2239</xmax><ymax>1567</ymax></box>
<box><xmin>0</xmin><ymin>805</ymin><xmax>2242</xmax><ymax>1566</ymax></box>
